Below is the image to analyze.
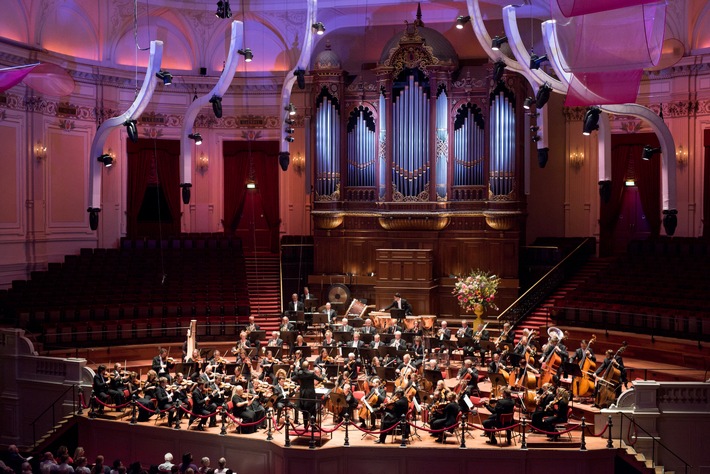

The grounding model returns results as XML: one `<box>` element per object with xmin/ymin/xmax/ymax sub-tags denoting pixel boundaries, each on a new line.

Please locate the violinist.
<box><xmin>152</xmin><ymin>348</ymin><xmax>175</xmax><ymax>382</ymax></box>
<box><xmin>155</xmin><ymin>377</ymin><xmax>181</xmax><ymax>426</ymax></box>
<box><xmin>186</xmin><ymin>348</ymin><xmax>203</xmax><ymax>365</ymax></box>
<box><xmin>273</xmin><ymin>376</ymin><xmax>296</xmax><ymax>422</ymax></box>
<box><xmin>108</xmin><ymin>362</ymin><xmax>128</xmax><ymax>406</ymax></box>
<box><xmin>260</xmin><ymin>350</ymin><xmax>279</xmax><ymax>381</ymax></box>
<box><xmin>291</xmin><ymin>350</ymin><xmax>304</xmax><ymax>372</ymax></box>
<box><xmin>232</xmin><ymin>332</ymin><xmax>251</xmax><ymax>356</ymax></box>
<box><xmin>430</xmin><ymin>392</ymin><xmax>460</xmax><ymax>443</ymax></box>
<box><xmin>170</xmin><ymin>372</ymin><xmax>191</xmax><ymax>405</ymax></box>
<box><xmin>292</xmin><ymin>360</ymin><xmax>324</xmax><ymax>428</ymax></box>
<box><xmin>456</xmin><ymin>359</ymin><xmax>479</xmax><ymax>412</ymax></box>
<box><xmin>315</xmin><ymin>348</ymin><xmax>333</xmax><ymax>367</ymax></box>
<box><xmin>483</xmin><ymin>388</ymin><xmax>515</xmax><ymax>445</ymax></box>
<box><xmin>231</xmin><ymin>385</ymin><xmax>258</xmax><ymax>433</ymax></box>
<box><xmin>376</xmin><ymin>387</ymin><xmax>409</xmax><ymax>444</ymax></box>
<box><xmin>390</xmin><ymin>331</ymin><xmax>407</xmax><ymax>350</ymax></box>
<box><xmin>188</xmin><ymin>381</ymin><xmax>217</xmax><ymax>431</ymax></box>
<box><xmin>410</xmin><ymin>336</ymin><xmax>425</xmax><ymax>365</ymax></box>
<box><xmin>210</xmin><ymin>349</ymin><xmax>227</xmax><ymax>374</ymax></box>
<box><xmin>344</xmin><ymin>352</ymin><xmax>361</xmax><ymax>383</ymax></box>
<box><xmin>361</xmin><ymin>318</ymin><xmax>377</xmax><ymax>335</ymax></box>
<box><xmin>92</xmin><ymin>365</ymin><xmax>110</xmax><ymax>414</ymax></box>
<box><xmin>540</xmin><ymin>387</ymin><xmax>570</xmax><ymax>440</ymax></box>
<box><xmin>136</xmin><ymin>370</ymin><xmax>159</xmax><ymax>421</ymax></box>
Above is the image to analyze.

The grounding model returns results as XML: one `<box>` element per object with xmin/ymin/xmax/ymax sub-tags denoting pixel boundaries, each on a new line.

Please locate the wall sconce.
<box><xmin>34</xmin><ymin>141</ymin><xmax>47</xmax><ymax>161</ymax></box>
<box><xmin>292</xmin><ymin>152</ymin><xmax>305</xmax><ymax>175</ymax></box>
<box><xmin>676</xmin><ymin>145</ymin><xmax>688</xmax><ymax>169</ymax></box>
<box><xmin>197</xmin><ymin>152</ymin><xmax>209</xmax><ymax>172</ymax></box>
<box><xmin>570</xmin><ymin>149</ymin><xmax>584</xmax><ymax>170</ymax></box>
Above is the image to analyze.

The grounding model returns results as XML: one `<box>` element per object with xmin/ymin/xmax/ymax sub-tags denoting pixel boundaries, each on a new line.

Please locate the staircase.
<box><xmin>245</xmin><ymin>252</ymin><xmax>282</xmax><ymax>332</ymax></box>
<box><xmin>619</xmin><ymin>441</ymin><xmax>676</xmax><ymax>474</ymax></box>
<box><xmin>514</xmin><ymin>258</ymin><xmax>615</xmax><ymax>340</ymax></box>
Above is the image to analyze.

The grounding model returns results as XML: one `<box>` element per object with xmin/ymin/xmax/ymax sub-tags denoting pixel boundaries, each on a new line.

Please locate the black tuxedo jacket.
<box><xmin>384</xmin><ymin>298</ymin><xmax>413</xmax><ymax>315</ymax></box>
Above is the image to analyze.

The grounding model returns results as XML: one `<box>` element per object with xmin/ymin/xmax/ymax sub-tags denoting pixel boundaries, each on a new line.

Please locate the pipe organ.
<box><xmin>315</xmin><ymin>88</ymin><xmax>340</xmax><ymax>199</ymax></box>
<box><xmin>435</xmin><ymin>88</ymin><xmax>449</xmax><ymax>199</ymax></box>
<box><xmin>453</xmin><ymin>103</ymin><xmax>485</xmax><ymax>187</ymax></box>
<box><xmin>347</xmin><ymin>106</ymin><xmax>376</xmax><ymax>188</ymax></box>
<box><xmin>489</xmin><ymin>86</ymin><xmax>517</xmax><ymax>197</ymax></box>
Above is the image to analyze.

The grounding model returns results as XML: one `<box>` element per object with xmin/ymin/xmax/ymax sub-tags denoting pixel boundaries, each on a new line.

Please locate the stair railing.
<box><xmin>498</xmin><ymin>237</ymin><xmax>596</xmax><ymax>326</ymax></box>
<box><xmin>31</xmin><ymin>383</ymin><xmax>78</xmax><ymax>449</ymax></box>
<box><xmin>617</xmin><ymin>411</ymin><xmax>691</xmax><ymax>474</ymax></box>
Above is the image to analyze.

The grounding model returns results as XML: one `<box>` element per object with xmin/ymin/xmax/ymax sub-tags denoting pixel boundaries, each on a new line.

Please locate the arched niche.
<box><xmin>691</xmin><ymin>3</ymin><xmax>710</xmax><ymax>51</ymax></box>
<box><xmin>113</xmin><ymin>17</ymin><xmax>195</xmax><ymax>71</ymax></box>
<box><xmin>39</xmin><ymin>3</ymin><xmax>99</xmax><ymax>60</ymax></box>
<box><xmin>0</xmin><ymin>0</ymin><xmax>29</xmax><ymax>44</ymax></box>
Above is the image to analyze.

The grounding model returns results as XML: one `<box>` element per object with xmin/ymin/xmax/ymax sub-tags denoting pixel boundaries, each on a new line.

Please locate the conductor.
<box><xmin>292</xmin><ymin>361</ymin><xmax>324</xmax><ymax>429</ymax></box>
<box><xmin>382</xmin><ymin>293</ymin><xmax>413</xmax><ymax>315</ymax></box>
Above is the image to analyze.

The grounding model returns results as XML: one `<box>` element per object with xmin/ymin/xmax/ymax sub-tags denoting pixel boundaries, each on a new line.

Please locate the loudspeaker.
<box><xmin>199</xmin><ymin>67</ymin><xmax>207</xmax><ymax>76</ymax></box>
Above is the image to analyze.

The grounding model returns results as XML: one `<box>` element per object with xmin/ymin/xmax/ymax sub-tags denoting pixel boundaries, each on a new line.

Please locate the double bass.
<box><xmin>595</xmin><ymin>342</ymin><xmax>627</xmax><ymax>408</ymax></box>
<box><xmin>538</xmin><ymin>327</ymin><xmax>566</xmax><ymax>388</ymax></box>
<box><xmin>571</xmin><ymin>335</ymin><xmax>597</xmax><ymax>398</ymax></box>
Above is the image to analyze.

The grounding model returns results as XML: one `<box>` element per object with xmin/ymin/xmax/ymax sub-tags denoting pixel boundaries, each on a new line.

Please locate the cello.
<box><xmin>595</xmin><ymin>342</ymin><xmax>627</xmax><ymax>408</ymax></box>
<box><xmin>571</xmin><ymin>335</ymin><xmax>597</xmax><ymax>398</ymax></box>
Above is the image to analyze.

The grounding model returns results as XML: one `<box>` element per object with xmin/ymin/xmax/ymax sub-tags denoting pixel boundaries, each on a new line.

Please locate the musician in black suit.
<box><xmin>337</xmin><ymin>383</ymin><xmax>359</xmax><ymax>423</ymax></box>
<box><xmin>245</xmin><ymin>315</ymin><xmax>261</xmax><ymax>332</ymax></box>
<box><xmin>361</xmin><ymin>318</ymin><xmax>377</xmax><ymax>335</ymax></box>
<box><xmin>382</xmin><ymin>292</ymin><xmax>413</xmax><ymax>315</ymax></box>
<box><xmin>541</xmin><ymin>388</ymin><xmax>570</xmax><ymax>439</ymax></box>
<box><xmin>456</xmin><ymin>320</ymin><xmax>473</xmax><ymax>339</ymax></box>
<box><xmin>267</xmin><ymin>330</ymin><xmax>283</xmax><ymax>349</ymax></box>
<box><xmin>322</xmin><ymin>330</ymin><xmax>337</xmax><ymax>347</ymax></box>
<box><xmin>92</xmin><ymin>365</ymin><xmax>110</xmax><ymax>413</ymax></box>
<box><xmin>340</xmin><ymin>317</ymin><xmax>354</xmax><ymax>333</ymax></box>
<box><xmin>347</xmin><ymin>332</ymin><xmax>364</xmax><ymax>350</ymax></box>
<box><xmin>436</xmin><ymin>321</ymin><xmax>452</xmax><ymax>351</ymax></box>
<box><xmin>273</xmin><ymin>376</ymin><xmax>296</xmax><ymax>422</ymax></box>
<box><xmin>287</xmin><ymin>293</ymin><xmax>305</xmax><ymax>313</ymax></box>
<box><xmin>571</xmin><ymin>339</ymin><xmax>596</xmax><ymax>365</ymax></box>
<box><xmin>386</xmin><ymin>321</ymin><xmax>403</xmax><ymax>334</ymax></box>
<box><xmin>231</xmin><ymin>385</ymin><xmax>257</xmax><ymax>433</ymax></box>
<box><xmin>483</xmin><ymin>387</ymin><xmax>516</xmax><ymax>444</ymax></box>
<box><xmin>322</xmin><ymin>302</ymin><xmax>337</xmax><ymax>324</ymax></box>
<box><xmin>292</xmin><ymin>361</ymin><xmax>324</xmax><ymax>428</ymax></box>
<box><xmin>410</xmin><ymin>336</ymin><xmax>425</xmax><ymax>366</ymax></box>
<box><xmin>152</xmin><ymin>348</ymin><xmax>175</xmax><ymax>381</ymax></box>
<box><xmin>189</xmin><ymin>381</ymin><xmax>217</xmax><ymax>431</ymax></box>
<box><xmin>280</xmin><ymin>316</ymin><xmax>296</xmax><ymax>332</ymax></box>
<box><xmin>390</xmin><ymin>331</ymin><xmax>407</xmax><ymax>350</ymax></box>
<box><xmin>472</xmin><ymin>323</ymin><xmax>491</xmax><ymax>360</ymax></box>
<box><xmin>108</xmin><ymin>362</ymin><xmax>127</xmax><ymax>407</ymax></box>
<box><xmin>360</xmin><ymin>377</ymin><xmax>386</xmax><ymax>428</ymax></box>
<box><xmin>155</xmin><ymin>377</ymin><xmax>180</xmax><ymax>425</ymax></box>
<box><xmin>369</xmin><ymin>333</ymin><xmax>384</xmax><ymax>349</ymax></box>
<box><xmin>430</xmin><ymin>392</ymin><xmax>461</xmax><ymax>442</ymax></box>
<box><xmin>456</xmin><ymin>359</ymin><xmax>479</xmax><ymax>412</ymax></box>
<box><xmin>376</xmin><ymin>387</ymin><xmax>410</xmax><ymax>443</ymax></box>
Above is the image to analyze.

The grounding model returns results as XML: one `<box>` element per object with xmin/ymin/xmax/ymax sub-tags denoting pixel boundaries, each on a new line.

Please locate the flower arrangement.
<box><xmin>452</xmin><ymin>269</ymin><xmax>501</xmax><ymax>313</ymax></box>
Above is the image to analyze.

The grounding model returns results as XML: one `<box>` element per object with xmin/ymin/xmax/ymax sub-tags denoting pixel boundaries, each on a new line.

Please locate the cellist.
<box><xmin>358</xmin><ymin>377</ymin><xmax>385</xmax><ymax>429</ymax></box>
<box><xmin>455</xmin><ymin>358</ymin><xmax>479</xmax><ymax>413</ymax></box>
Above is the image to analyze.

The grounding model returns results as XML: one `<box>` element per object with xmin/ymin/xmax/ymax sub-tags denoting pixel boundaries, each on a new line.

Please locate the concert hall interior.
<box><xmin>1</xmin><ymin>0</ymin><xmax>710</xmax><ymax>473</ymax></box>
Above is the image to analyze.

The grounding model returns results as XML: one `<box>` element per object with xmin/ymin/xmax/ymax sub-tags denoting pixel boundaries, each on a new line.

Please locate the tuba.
<box><xmin>547</xmin><ymin>326</ymin><xmax>564</xmax><ymax>342</ymax></box>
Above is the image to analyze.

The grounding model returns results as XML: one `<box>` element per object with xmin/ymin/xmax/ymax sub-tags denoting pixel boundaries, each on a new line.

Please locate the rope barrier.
<box><xmin>407</xmin><ymin>420</ymin><xmax>460</xmax><ymax>434</ymax></box>
<box><xmin>311</xmin><ymin>420</ymin><xmax>345</xmax><ymax>433</ymax></box>
<box><xmin>347</xmin><ymin>421</ymin><xmax>402</xmax><ymax>436</ymax></box>
<box><xmin>527</xmin><ymin>424</ymin><xmax>581</xmax><ymax>436</ymax></box>
<box><xmin>466</xmin><ymin>422</ymin><xmax>522</xmax><ymax>433</ymax></box>
<box><xmin>93</xmin><ymin>396</ymin><xmax>132</xmax><ymax>410</ymax></box>
<box><xmin>79</xmin><ymin>392</ymin><xmax>90</xmax><ymax>409</ymax></box>
<box><xmin>224</xmin><ymin>412</ymin><xmax>268</xmax><ymax>427</ymax></box>
<box><xmin>177</xmin><ymin>404</ymin><xmax>222</xmax><ymax>419</ymax></box>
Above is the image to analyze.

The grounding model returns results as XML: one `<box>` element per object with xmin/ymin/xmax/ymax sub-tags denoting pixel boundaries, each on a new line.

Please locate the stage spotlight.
<box><xmin>188</xmin><ymin>132</ymin><xmax>203</xmax><ymax>145</ymax></box>
<box><xmin>530</xmin><ymin>53</ymin><xmax>549</xmax><ymax>70</ymax></box>
<box><xmin>491</xmin><ymin>36</ymin><xmax>508</xmax><ymax>51</ymax></box>
<box><xmin>238</xmin><ymin>48</ymin><xmax>253</xmax><ymax>62</ymax></box>
<box><xmin>530</xmin><ymin>125</ymin><xmax>539</xmax><ymax>133</ymax></box>
<box><xmin>155</xmin><ymin>70</ymin><xmax>172</xmax><ymax>86</ymax></box>
<box><xmin>285</xmin><ymin>136</ymin><xmax>295</xmax><ymax>143</ymax></box>
<box><xmin>523</xmin><ymin>97</ymin><xmax>533</xmax><ymax>110</ymax></box>
<box><xmin>312</xmin><ymin>22</ymin><xmax>326</xmax><ymax>35</ymax></box>
<box><xmin>180</xmin><ymin>183</ymin><xmax>192</xmax><ymax>205</ymax></box>
<box><xmin>582</xmin><ymin>107</ymin><xmax>601</xmax><ymax>135</ymax></box>
<box><xmin>284</xmin><ymin>118</ymin><xmax>296</xmax><ymax>125</ymax></box>
<box><xmin>216</xmin><ymin>0</ymin><xmax>232</xmax><ymax>19</ymax></box>
<box><xmin>531</xmin><ymin>135</ymin><xmax>541</xmax><ymax>142</ymax></box>
<box><xmin>493</xmin><ymin>60</ymin><xmax>505</xmax><ymax>82</ymax></box>
<box><xmin>286</xmin><ymin>103</ymin><xmax>296</xmax><ymax>116</ymax></box>
<box><xmin>210</xmin><ymin>95</ymin><xmax>223</xmax><ymax>118</ymax></box>
<box><xmin>294</xmin><ymin>69</ymin><xmax>306</xmax><ymax>90</ymax></box>
<box><xmin>663</xmin><ymin>209</ymin><xmax>677</xmax><ymax>236</ymax></box>
<box><xmin>97</xmin><ymin>154</ymin><xmax>114</xmax><ymax>168</ymax></box>
<box><xmin>124</xmin><ymin>119</ymin><xmax>138</xmax><ymax>143</ymax></box>
<box><xmin>87</xmin><ymin>207</ymin><xmax>101</xmax><ymax>231</ymax></box>
<box><xmin>278</xmin><ymin>151</ymin><xmax>290</xmax><ymax>171</ymax></box>
<box><xmin>456</xmin><ymin>15</ymin><xmax>471</xmax><ymax>30</ymax></box>
<box><xmin>535</xmin><ymin>83</ymin><xmax>552</xmax><ymax>109</ymax></box>
<box><xmin>642</xmin><ymin>145</ymin><xmax>662</xmax><ymax>161</ymax></box>
<box><xmin>537</xmin><ymin>147</ymin><xmax>549</xmax><ymax>168</ymax></box>
<box><xmin>285</xmin><ymin>127</ymin><xmax>295</xmax><ymax>134</ymax></box>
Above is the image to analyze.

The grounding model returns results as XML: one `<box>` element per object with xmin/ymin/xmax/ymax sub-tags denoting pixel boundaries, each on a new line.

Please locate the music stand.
<box><xmin>248</xmin><ymin>330</ymin><xmax>267</xmax><ymax>344</ymax></box>
<box><xmin>379</xmin><ymin>333</ymin><xmax>394</xmax><ymax>345</ymax></box>
<box><xmin>305</xmin><ymin>297</ymin><xmax>319</xmax><ymax>312</ymax></box>
<box><xmin>389</xmin><ymin>308</ymin><xmax>406</xmax><ymax>322</ymax></box>
<box><xmin>401</xmin><ymin>332</ymin><xmax>416</xmax><ymax>344</ymax></box>
<box><xmin>359</xmin><ymin>333</ymin><xmax>374</xmax><ymax>345</ymax></box>
<box><xmin>280</xmin><ymin>330</ymin><xmax>297</xmax><ymax>348</ymax></box>
<box><xmin>319</xmin><ymin>346</ymin><xmax>339</xmax><ymax>359</ymax></box>
<box><xmin>320</xmin><ymin>363</ymin><xmax>339</xmax><ymax>378</ymax></box>
<box><xmin>264</xmin><ymin>347</ymin><xmax>284</xmax><ymax>360</ymax></box>
<box><xmin>379</xmin><ymin>345</ymin><xmax>400</xmax><ymax>359</ymax></box>
<box><xmin>293</xmin><ymin>345</ymin><xmax>312</xmax><ymax>358</ymax></box>
<box><xmin>457</xmin><ymin>336</ymin><xmax>474</xmax><ymax>348</ymax></box>
<box><xmin>312</xmin><ymin>312</ymin><xmax>329</xmax><ymax>326</ymax></box>
<box><xmin>375</xmin><ymin>366</ymin><xmax>397</xmax><ymax>382</ymax></box>
<box><xmin>351</xmin><ymin>318</ymin><xmax>364</xmax><ymax>328</ymax></box>
<box><xmin>438</xmin><ymin>339</ymin><xmax>458</xmax><ymax>353</ymax></box>
<box><xmin>480</xmin><ymin>341</ymin><xmax>496</xmax><ymax>361</ymax></box>
<box><xmin>488</xmin><ymin>372</ymin><xmax>508</xmax><ymax>396</ymax></box>
<box><xmin>423</xmin><ymin>369</ymin><xmax>443</xmax><ymax>384</ymax></box>
<box><xmin>562</xmin><ymin>362</ymin><xmax>584</xmax><ymax>378</ymax></box>
<box><xmin>333</xmin><ymin>331</ymin><xmax>353</xmax><ymax>345</ymax></box>
<box><xmin>358</xmin><ymin>348</ymin><xmax>377</xmax><ymax>363</ymax></box>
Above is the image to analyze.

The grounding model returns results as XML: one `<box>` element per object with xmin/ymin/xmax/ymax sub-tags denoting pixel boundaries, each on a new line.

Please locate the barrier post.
<box><xmin>343</xmin><ymin>413</ymin><xmax>350</xmax><ymax>447</ymax></box>
<box><xmin>309</xmin><ymin>415</ymin><xmax>317</xmax><ymax>450</ymax></box>
<box><xmin>76</xmin><ymin>389</ymin><xmax>84</xmax><ymax>416</ymax></box>
<box><xmin>266</xmin><ymin>408</ymin><xmax>273</xmax><ymax>441</ymax></box>
<box><xmin>88</xmin><ymin>395</ymin><xmax>97</xmax><ymax>419</ymax></box>
<box><xmin>220</xmin><ymin>405</ymin><xmax>227</xmax><ymax>436</ymax></box>
<box><xmin>580</xmin><ymin>416</ymin><xmax>587</xmax><ymax>451</ymax></box>
<box><xmin>399</xmin><ymin>415</ymin><xmax>407</xmax><ymax>448</ymax></box>
<box><xmin>174</xmin><ymin>403</ymin><xmax>181</xmax><ymax>430</ymax></box>
<box><xmin>520</xmin><ymin>417</ymin><xmax>528</xmax><ymax>450</ymax></box>
<box><xmin>129</xmin><ymin>399</ymin><xmax>137</xmax><ymax>425</ymax></box>
<box><xmin>459</xmin><ymin>415</ymin><xmax>466</xmax><ymax>449</ymax></box>
<box><xmin>284</xmin><ymin>413</ymin><xmax>291</xmax><ymax>448</ymax></box>
<box><xmin>606</xmin><ymin>415</ymin><xmax>614</xmax><ymax>449</ymax></box>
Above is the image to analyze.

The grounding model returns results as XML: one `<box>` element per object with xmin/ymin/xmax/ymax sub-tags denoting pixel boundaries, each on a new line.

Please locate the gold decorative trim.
<box><xmin>378</xmin><ymin>215</ymin><xmax>450</xmax><ymax>231</ymax></box>
<box><xmin>312</xmin><ymin>214</ymin><xmax>344</xmax><ymax>230</ymax></box>
<box><xmin>484</xmin><ymin>212</ymin><xmax>522</xmax><ymax>231</ymax></box>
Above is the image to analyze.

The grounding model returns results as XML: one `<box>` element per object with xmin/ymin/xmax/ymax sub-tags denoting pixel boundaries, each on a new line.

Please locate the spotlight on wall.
<box><xmin>286</xmin><ymin>103</ymin><xmax>297</xmax><ymax>116</ymax></box>
<box><xmin>285</xmin><ymin>136</ymin><xmax>295</xmax><ymax>143</ymax></box>
<box><xmin>530</xmin><ymin>125</ymin><xmax>539</xmax><ymax>133</ymax></box>
<box><xmin>246</xmin><ymin>180</ymin><xmax>257</xmax><ymax>189</ymax></box>
<box><xmin>456</xmin><ymin>15</ymin><xmax>471</xmax><ymax>29</ymax></box>
<box><xmin>531</xmin><ymin>134</ymin><xmax>541</xmax><ymax>143</ymax></box>
<box><xmin>312</xmin><ymin>22</ymin><xmax>326</xmax><ymax>35</ymax></box>
<box><xmin>285</xmin><ymin>127</ymin><xmax>295</xmax><ymax>134</ymax></box>
<box><xmin>523</xmin><ymin>97</ymin><xmax>533</xmax><ymax>110</ymax></box>
<box><xmin>216</xmin><ymin>0</ymin><xmax>232</xmax><ymax>19</ymax></box>
<box><xmin>529</xmin><ymin>53</ymin><xmax>549</xmax><ymax>70</ymax></box>
<box><xmin>124</xmin><ymin>119</ymin><xmax>138</xmax><ymax>143</ymax></box>
<box><xmin>87</xmin><ymin>207</ymin><xmax>101</xmax><ymax>231</ymax></box>
<box><xmin>294</xmin><ymin>69</ymin><xmax>306</xmax><ymax>90</ymax></box>
<box><xmin>582</xmin><ymin>107</ymin><xmax>601</xmax><ymax>135</ymax></box>
<box><xmin>238</xmin><ymin>48</ymin><xmax>253</xmax><ymax>62</ymax></box>
<box><xmin>491</xmin><ymin>35</ymin><xmax>508</xmax><ymax>51</ymax></box>
<box><xmin>278</xmin><ymin>151</ymin><xmax>290</xmax><ymax>171</ymax></box>
<box><xmin>210</xmin><ymin>95</ymin><xmax>223</xmax><ymax>118</ymax></box>
<box><xmin>642</xmin><ymin>145</ymin><xmax>662</xmax><ymax>161</ymax></box>
<box><xmin>155</xmin><ymin>70</ymin><xmax>172</xmax><ymax>85</ymax></box>
<box><xmin>284</xmin><ymin>118</ymin><xmax>296</xmax><ymax>125</ymax></box>
<box><xmin>188</xmin><ymin>132</ymin><xmax>203</xmax><ymax>145</ymax></box>
<box><xmin>493</xmin><ymin>60</ymin><xmax>505</xmax><ymax>82</ymax></box>
<box><xmin>535</xmin><ymin>83</ymin><xmax>552</xmax><ymax>109</ymax></box>
<box><xmin>97</xmin><ymin>154</ymin><xmax>115</xmax><ymax>168</ymax></box>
